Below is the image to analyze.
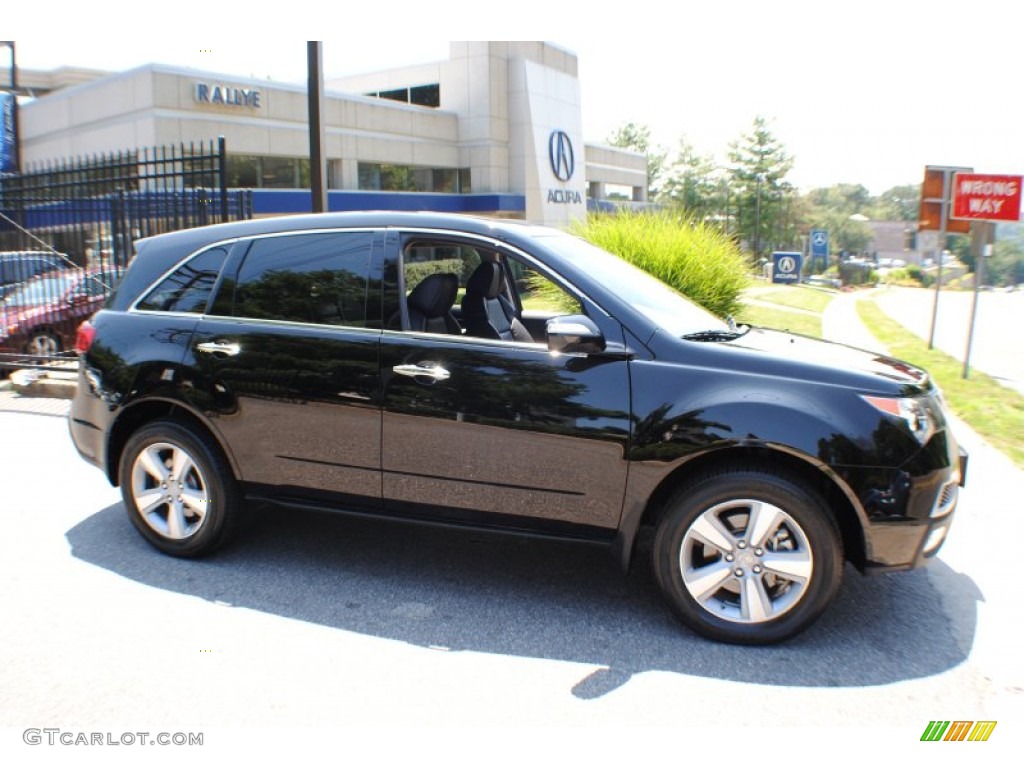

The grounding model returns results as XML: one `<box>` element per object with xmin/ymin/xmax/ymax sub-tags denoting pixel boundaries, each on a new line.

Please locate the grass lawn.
<box><xmin>738</xmin><ymin>284</ymin><xmax>836</xmax><ymax>338</ymax></box>
<box><xmin>859</xmin><ymin>300</ymin><xmax>1024</xmax><ymax>468</ymax></box>
<box><xmin>736</xmin><ymin>304</ymin><xmax>822</xmax><ymax>337</ymax></box>
<box><xmin>746</xmin><ymin>285</ymin><xmax>837</xmax><ymax>314</ymax></box>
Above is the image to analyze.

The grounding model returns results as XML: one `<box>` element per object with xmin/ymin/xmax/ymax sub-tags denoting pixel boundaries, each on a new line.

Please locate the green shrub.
<box><xmin>569</xmin><ymin>211</ymin><xmax>750</xmax><ymax>318</ymax></box>
<box><xmin>903</xmin><ymin>263</ymin><xmax>934</xmax><ymax>287</ymax></box>
<box><xmin>839</xmin><ymin>261</ymin><xmax>874</xmax><ymax>286</ymax></box>
<box><xmin>883</xmin><ymin>267</ymin><xmax>910</xmax><ymax>282</ymax></box>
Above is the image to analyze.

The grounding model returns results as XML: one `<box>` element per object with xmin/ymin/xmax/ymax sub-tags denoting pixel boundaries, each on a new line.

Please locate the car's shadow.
<box><xmin>67</xmin><ymin>502</ymin><xmax>981</xmax><ymax>698</ymax></box>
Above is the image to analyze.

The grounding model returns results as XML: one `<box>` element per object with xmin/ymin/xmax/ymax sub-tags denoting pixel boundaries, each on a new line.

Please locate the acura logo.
<box><xmin>548</xmin><ymin>130</ymin><xmax>575</xmax><ymax>182</ymax></box>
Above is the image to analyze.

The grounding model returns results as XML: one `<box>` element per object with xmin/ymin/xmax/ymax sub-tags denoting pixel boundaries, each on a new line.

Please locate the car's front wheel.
<box><xmin>119</xmin><ymin>420</ymin><xmax>238</xmax><ymax>557</ymax></box>
<box><xmin>653</xmin><ymin>467</ymin><xmax>842</xmax><ymax>644</ymax></box>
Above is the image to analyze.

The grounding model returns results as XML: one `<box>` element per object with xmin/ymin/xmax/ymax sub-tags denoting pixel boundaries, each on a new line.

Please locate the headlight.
<box><xmin>861</xmin><ymin>395</ymin><xmax>935</xmax><ymax>444</ymax></box>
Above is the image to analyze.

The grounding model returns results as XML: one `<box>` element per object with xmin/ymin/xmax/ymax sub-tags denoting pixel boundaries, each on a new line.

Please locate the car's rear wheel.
<box><xmin>26</xmin><ymin>331</ymin><xmax>61</xmax><ymax>359</ymax></box>
<box><xmin>653</xmin><ymin>468</ymin><xmax>842</xmax><ymax>644</ymax></box>
<box><xmin>119</xmin><ymin>420</ymin><xmax>238</xmax><ymax>557</ymax></box>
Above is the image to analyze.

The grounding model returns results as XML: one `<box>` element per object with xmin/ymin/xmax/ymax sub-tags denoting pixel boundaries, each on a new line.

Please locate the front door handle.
<box><xmin>392</xmin><ymin>363</ymin><xmax>450</xmax><ymax>381</ymax></box>
<box><xmin>196</xmin><ymin>341</ymin><xmax>241</xmax><ymax>357</ymax></box>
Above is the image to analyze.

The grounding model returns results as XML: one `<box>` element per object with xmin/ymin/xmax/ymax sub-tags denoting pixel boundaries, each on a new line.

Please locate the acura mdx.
<box><xmin>68</xmin><ymin>212</ymin><xmax>965</xmax><ymax>644</ymax></box>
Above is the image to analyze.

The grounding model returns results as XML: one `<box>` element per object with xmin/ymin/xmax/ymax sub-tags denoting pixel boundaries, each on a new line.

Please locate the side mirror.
<box><xmin>546</xmin><ymin>314</ymin><xmax>606</xmax><ymax>355</ymax></box>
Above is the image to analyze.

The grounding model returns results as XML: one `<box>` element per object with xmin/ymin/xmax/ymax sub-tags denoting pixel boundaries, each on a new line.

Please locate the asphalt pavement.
<box><xmin>1</xmin><ymin>303</ymin><xmax>1022</xmax><ymax>766</ymax></box>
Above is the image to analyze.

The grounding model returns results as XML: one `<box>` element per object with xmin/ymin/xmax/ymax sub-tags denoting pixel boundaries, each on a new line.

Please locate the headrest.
<box><xmin>407</xmin><ymin>272</ymin><xmax>458</xmax><ymax>317</ymax></box>
<box><xmin>466</xmin><ymin>262</ymin><xmax>502</xmax><ymax>299</ymax></box>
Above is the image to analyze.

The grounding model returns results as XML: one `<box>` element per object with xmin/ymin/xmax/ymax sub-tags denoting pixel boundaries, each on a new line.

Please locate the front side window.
<box><xmin>394</xmin><ymin>237</ymin><xmax>579</xmax><ymax>342</ymax></box>
<box><xmin>511</xmin><ymin>262</ymin><xmax>582</xmax><ymax>316</ymax></box>
<box><xmin>537</xmin><ymin>231</ymin><xmax>726</xmax><ymax>337</ymax></box>
<box><xmin>229</xmin><ymin>232</ymin><xmax>373</xmax><ymax>328</ymax></box>
<box><xmin>136</xmin><ymin>247</ymin><xmax>228</xmax><ymax>314</ymax></box>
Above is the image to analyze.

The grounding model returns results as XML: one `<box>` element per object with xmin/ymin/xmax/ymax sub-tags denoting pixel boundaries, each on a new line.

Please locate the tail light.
<box><xmin>75</xmin><ymin>320</ymin><xmax>96</xmax><ymax>354</ymax></box>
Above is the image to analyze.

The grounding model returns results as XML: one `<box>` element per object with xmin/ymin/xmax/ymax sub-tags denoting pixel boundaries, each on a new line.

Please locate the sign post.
<box><xmin>962</xmin><ymin>228</ymin><xmax>994</xmax><ymax>379</ymax></box>
<box><xmin>951</xmin><ymin>174</ymin><xmax>1022</xmax><ymax>379</ymax></box>
<box><xmin>919</xmin><ymin>165</ymin><xmax>972</xmax><ymax>349</ymax></box>
<box><xmin>810</xmin><ymin>229</ymin><xmax>829</xmax><ymax>272</ymax></box>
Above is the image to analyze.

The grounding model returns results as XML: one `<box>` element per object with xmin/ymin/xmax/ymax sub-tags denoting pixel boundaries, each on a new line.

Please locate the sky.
<box><xmin>5</xmin><ymin>0</ymin><xmax>1022</xmax><ymax>196</ymax></box>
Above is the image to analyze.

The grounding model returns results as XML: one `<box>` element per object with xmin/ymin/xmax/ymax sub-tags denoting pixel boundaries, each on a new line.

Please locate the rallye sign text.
<box><xmin>194</xmin><ymin>83</ymin><xmax>262</xmax><ymax>109</ymax></box>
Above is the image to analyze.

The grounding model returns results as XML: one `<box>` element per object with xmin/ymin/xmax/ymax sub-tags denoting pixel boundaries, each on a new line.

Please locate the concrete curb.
<box><xmin>8</xmin><ymin>368</ymin><xmax>77</xmax><ymax>399</ymax></box>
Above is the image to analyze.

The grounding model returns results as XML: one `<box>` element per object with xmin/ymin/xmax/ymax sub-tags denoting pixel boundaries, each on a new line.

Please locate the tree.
<box><xmin>801</xmin><ymin>184</ymin><xmax>874</xmax><ymax>256</ymax></box>
<box><xmin>987</xmin><ymin>240</ymin><xmax>1024</xmax><ymax>287</ymax></box>
<box><xmin>659</xmin><ymin>138</ymin><xmax>719</xmax><ymax>216</ymax></box>
<box><xmin>871</xmin><ymin>184</ymin><xmax>920</xmax><ymax>222</ymax></box>
<box><xmin>727</xmin><ymin>116</ymin><xmax>796</xmax><ymax>259</ymax></box>
<box><xmin>607</xmin><ymin>122</ymin><xmax>668</xmax><ymax>199</ymax></box>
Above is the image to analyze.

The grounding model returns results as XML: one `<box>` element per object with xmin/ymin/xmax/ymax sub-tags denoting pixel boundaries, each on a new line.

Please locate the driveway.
<box><xmin>872</xmin><ymin>286</ymin><xmax>1024</xmax><ymax>395</ymax></box>
<box><xmin>0</xmin><ymin>401</ymin><xmax>1022</xmax><ymax>765</ymax></box>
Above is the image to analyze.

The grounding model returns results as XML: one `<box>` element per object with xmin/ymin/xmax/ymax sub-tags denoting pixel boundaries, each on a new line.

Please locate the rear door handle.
<box><xmin>392</xmin><ymin>363</ymin><xmax>450</xmax><ymax>381</ymax></box>
<box><xmin>196</xmin><ymin>341</ymin><xmax>241</xmax><ymax>357</ymax></box>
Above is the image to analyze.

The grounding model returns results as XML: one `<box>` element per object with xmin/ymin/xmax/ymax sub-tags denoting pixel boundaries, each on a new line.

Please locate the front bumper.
<box><xmin>844</xmin><ymin>436</ymin><xmax>966</xmax><ymax>573</ymax></box>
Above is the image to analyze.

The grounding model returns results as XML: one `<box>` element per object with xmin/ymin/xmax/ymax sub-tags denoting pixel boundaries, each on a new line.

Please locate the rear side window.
<box><xmin>228</xmin><ymin>232</ymin><xmax>373</xmax><ymax>327</ymax></box>
<box><xmin>136</xmin><ymin>247</ymin><xmax>228</xmax><ymax>313</ymax></box>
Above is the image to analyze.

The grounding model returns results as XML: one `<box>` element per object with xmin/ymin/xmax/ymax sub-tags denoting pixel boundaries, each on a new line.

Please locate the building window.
<box><xmin>365</xmin><ymin>83</ymin><xmax>440</xmax><ymax>109</ymax></box>
<box><xmin>602</xmin><ymin>183</ymin><xmax>634</xmax><ymax>201</ymax></box>
<box><xmin>377</xmin><ymin>88</ymin><xmax>408</xmax><ymax>103</ymax></box>
<box><xmin>357</xmin><ymin>163</ymin><xmax>471</xmax><ymax>194</ymax></box>
<box><xmin>227</xmin><ymin>155</ymin><xmax>311</xmax><ymax>189</ymax></box>
<box><xmin>409</xmin><ymin>84</ymin><xmax>440</xmax><ymax>107</ymax></box>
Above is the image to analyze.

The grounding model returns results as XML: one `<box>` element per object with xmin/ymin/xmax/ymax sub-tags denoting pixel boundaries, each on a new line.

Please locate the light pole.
<box><xmin>753</xmin><ymin>173</ymin><xmax>764</xmax><ymax>260</ymax></box>
<box><xmin>307</xmin><ymin>41</ymin><xmax>327</xmax><ymax>213</ymax></box>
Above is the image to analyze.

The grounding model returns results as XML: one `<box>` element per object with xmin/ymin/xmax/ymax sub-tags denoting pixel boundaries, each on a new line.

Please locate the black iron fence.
<box><xmin>0</xmin><ymin>138</ymin><xmax>251</xmax><ymax>371</ymax></box>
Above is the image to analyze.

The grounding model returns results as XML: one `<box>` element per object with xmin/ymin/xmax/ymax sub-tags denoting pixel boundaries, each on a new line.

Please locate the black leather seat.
<box><xmin>461</xmin><ymin>262</ymin><xmax>532</xmax><ymax>342</ymax></box>
<box><xmin>406</xmin><ymin>272</ymin><xmax>461</xmax><ymax>334</ymax></box>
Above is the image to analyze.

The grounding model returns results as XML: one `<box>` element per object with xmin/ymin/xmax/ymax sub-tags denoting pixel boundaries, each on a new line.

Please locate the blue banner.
<box><xmin>0</xmin><ymin>92</ymin><xmax>15</xmax><ymax>172</ymax></box>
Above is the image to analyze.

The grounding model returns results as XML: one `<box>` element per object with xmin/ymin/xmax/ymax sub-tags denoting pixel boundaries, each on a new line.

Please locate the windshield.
<box><xmin>540</xmin><ymin>232</ymin><xmax>728</xmax><ymax>337</ymax></box>
<box><xmin>3</xmin><ymin>274</ymin><xmax>77</xmax><ymax>307</ymax></box>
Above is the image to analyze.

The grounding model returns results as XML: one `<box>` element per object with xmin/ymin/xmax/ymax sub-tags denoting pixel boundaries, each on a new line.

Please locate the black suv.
<box><xmin>68</xmin><ymin>212</ymin><xmax>965</xmax><ymax>644</ymax></box>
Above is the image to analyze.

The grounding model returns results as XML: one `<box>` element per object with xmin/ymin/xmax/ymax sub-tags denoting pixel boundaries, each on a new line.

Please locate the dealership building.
<box><xmin>15</xmin><ymin>42</ymin><xmax>648</xmax><ymax>226</ymax></box>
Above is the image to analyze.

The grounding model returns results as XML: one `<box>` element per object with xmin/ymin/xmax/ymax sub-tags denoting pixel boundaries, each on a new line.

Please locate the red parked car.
<box><xmin>0</xmin><ymin>269</ymin><xmax>118</xmax><ymax>358</ymax></box>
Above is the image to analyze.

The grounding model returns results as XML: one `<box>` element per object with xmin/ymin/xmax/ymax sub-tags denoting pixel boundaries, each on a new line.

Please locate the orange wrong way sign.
<box><xmin>952</xmin><ymin>173</ymin><xmax>1023</xmax><ymax>222</ymax></box>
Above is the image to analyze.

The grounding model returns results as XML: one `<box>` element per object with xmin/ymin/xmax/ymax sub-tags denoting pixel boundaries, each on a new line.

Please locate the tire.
<box><xmin>652</xmin><ymin>467</ymin><xmax>842</xmax><ymax>645</ymax></box>
<box><xmin>119</xmin><ymin>419</ymin><xmax>238</xmax><ymax>557</ymax></box>
<box><xmin>26</xmin><ymin>331</ymin><xmax>61</xmax><ymax>360</ymax></box>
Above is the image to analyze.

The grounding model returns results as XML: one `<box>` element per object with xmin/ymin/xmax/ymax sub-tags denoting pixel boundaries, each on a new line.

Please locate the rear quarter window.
<box><xmin>135</xmin><ymin>247</ymin><xmax>229</xmax><ymax>313</ymax></box>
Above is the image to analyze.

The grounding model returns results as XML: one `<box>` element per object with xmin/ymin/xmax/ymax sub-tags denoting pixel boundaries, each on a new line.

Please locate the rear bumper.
<box><xmin>67</xmin><ymin>367</ymin><xmax>109</xmax><ymax>476</ymax></box>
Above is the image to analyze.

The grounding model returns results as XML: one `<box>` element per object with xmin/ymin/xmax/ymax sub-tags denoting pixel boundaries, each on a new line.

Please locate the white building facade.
<box><xmin>17</xmin><ymin>42</ymin><xmax>647</xmax><ymax>227</ymax></box>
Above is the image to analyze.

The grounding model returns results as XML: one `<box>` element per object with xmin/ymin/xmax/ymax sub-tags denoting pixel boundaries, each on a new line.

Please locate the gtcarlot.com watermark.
<box><xmin>23</xmin><ymin>729</ymin><xmax>203</xmax><ymax>747</ymax></box>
